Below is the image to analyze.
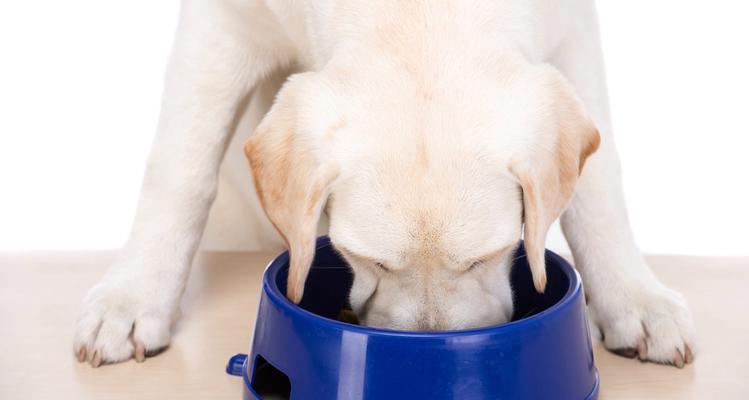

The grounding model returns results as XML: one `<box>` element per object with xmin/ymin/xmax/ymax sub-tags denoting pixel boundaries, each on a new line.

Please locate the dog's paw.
<box><xmin>593</xmin><ymin>283</ymin><xmax>696</xmax><ymax>368</ymax></box>
<box><xmin>73</xmin><ymin>277</ymin><xmax>174</xmax><ymax>367</ymax></box>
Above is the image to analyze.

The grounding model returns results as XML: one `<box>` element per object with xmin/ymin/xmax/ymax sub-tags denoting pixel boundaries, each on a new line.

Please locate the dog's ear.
<box><xmin>511</xmin><ymin>71</ymin><xmax>600</xmax><ymax>293</ymax></box>
<box><xmin>244</xmin><ymin>77</ymin><xmax>340</xmax><ymax>303</ymax></box>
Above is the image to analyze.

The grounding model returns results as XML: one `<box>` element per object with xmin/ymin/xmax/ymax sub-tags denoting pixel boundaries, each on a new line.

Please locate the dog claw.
<box><xmin>636</xmin><ymin>337</ymin><xmax>648</xmax><ymax>361</ymax></box>
<box><xmin>135</xmin><ymin>342</ymin><xmax>146</xmax><ymax>363</ymax></box>
<box><xmin>76</xmin><ymin>346</ymin><xmax>87</xmax><ymax>363</ymax></box>
<box><xmin>91</xmin><ymin>350</ymin><xmax>102</xmax><ymax>368</ymax></box>
<box><xmin>673</xmin><ymin>349</ymin><xmax>685</xmax><ymax>368</ymax></box>
<box><xmin>684</xmin><ymin>345</ymin><xmax>694</xmax><ymax>364</ymax></box>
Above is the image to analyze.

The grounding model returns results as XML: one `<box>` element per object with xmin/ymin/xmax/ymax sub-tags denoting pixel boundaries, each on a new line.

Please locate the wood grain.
<box><xmin>0</xmin><ymin>251</ymin><xmax>746</xmax><ymax>399</ymax></box>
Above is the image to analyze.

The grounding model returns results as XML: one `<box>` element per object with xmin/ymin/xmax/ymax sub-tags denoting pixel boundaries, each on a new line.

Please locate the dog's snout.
<box><xmin>417</xmin><ymin>279</ymin><xmax>449</xmax><ymax>331</ymax></box>
<box><xmin>416</xmin><ymin>310</ymin><xmax>448</xmax><ymax>331</ymax></box>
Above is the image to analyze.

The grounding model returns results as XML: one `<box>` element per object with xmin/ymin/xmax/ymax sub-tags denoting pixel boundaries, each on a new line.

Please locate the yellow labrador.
<box><xmin>75</xmin><ymin>0</ymin><xmax>695</xmax><ymax>368</ymax></box>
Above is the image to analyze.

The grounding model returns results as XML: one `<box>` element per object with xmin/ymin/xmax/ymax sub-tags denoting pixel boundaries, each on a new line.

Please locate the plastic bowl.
<box><xmin>227</xmin><ymin>236</ymin><xmax>598</xmax><ymax>399</ymax></box>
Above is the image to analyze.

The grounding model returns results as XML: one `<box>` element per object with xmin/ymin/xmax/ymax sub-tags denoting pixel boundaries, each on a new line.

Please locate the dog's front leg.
<box><xmin>552</xmin><ymin>3</ymin><xmax>696</xmax><ymax>367</ymax></box>
<box><xmin>73</xmin><ymin>2</ymin><xmax>292</xmax><ymax>366</ymax></box>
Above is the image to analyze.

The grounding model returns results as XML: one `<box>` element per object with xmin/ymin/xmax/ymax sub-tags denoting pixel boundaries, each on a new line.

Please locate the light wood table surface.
<box><xmin>0</xmin><ymin>251</ymin><xmax>747</xmax><ymax>399</ymax></box>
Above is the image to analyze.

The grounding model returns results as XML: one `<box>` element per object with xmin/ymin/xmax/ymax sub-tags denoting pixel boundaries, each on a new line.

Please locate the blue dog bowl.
<box><xmin>227</xmin><ymin>237</ymin><xmax>598</xmax><ymax>399</ymax></box>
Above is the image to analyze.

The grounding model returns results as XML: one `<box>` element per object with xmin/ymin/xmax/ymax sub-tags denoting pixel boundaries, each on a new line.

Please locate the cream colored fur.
<box><xmin>75</xmin><ymin>0</ymin><xmax>695</xmax><ymax>368</ymax></box>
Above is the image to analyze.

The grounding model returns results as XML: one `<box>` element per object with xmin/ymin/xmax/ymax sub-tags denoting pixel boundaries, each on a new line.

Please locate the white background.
<box><xmin>0</xmin><ymin>1</ymin><xmax>747</xmax><ymax>255</ymax></box>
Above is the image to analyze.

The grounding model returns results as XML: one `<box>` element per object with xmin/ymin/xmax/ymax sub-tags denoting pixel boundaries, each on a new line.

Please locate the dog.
<box><xmin>74</xmin><ymin>0</ymin><xmax>695</xmax><ymax>368</ymax></box>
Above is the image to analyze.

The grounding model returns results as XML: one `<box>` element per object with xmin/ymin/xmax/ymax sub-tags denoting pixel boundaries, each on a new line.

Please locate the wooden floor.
<box><xmin>0</xmin><ymin>251</ymin><xmax>747</xmax><ymax>399</ymax></box>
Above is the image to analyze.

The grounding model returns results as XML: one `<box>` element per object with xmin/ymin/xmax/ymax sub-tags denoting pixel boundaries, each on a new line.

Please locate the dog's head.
<box><xmin>245</xmin><ymin>57</ymin><xmax>599</xmax><ymax>330</ymax></box>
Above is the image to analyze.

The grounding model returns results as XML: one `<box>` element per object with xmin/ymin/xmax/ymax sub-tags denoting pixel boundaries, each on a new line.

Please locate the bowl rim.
<box><xmin>262</xmin><ymin>236</ymin><xmax>582</xmax><ymax>338</ymax></box>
